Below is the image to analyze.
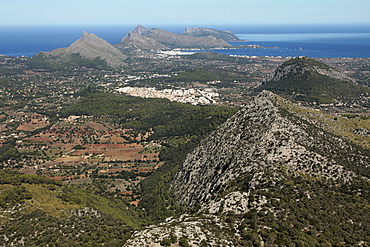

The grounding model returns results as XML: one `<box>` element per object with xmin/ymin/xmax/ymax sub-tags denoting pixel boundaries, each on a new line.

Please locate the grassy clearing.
<box><xmin>23</xmin><ymin>183</ymin><xmax>81</xmax><ymax>217</ymax></box>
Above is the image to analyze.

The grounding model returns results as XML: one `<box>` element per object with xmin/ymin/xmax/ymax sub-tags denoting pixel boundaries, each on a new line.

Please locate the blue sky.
<box><xmin>1</xmin><ymin>0</ymin><xmax>370</xmax><ymax>26</ymax></box>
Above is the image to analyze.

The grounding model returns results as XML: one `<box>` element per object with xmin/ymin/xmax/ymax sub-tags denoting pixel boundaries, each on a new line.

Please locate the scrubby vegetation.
<box><xmin>233</xmin><ymin>175</ymin><xmax>370</xmax><ymax>246</ymax></box>
<box><xmin>0</xmin><ymin>170</ymin><xmax>141</xmax><ymax>246</ymax></box>
<box><xmin>165</xmin><ymin>68</ymin><xmax>251</xmax><ymax>84</ymax></box>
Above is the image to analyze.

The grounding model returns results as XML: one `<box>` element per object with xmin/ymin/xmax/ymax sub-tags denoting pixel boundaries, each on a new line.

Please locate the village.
<box><xmin>115</xmin><ymin>86</ymin><xmax>220</xmax><ymax>105</ymax></box>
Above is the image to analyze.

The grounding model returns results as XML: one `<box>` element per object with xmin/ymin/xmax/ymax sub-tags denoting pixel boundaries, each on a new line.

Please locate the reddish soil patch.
<box><xmin>72</xmin><ymin>150</ymin><xmax>105</xmax><ymax>156</ymax></box>
<box><xmin>84</xmin><ymin>144</ymin><xmax>108</xmax><ymax>149</ymax></box>
<box><xmin>53</xmin><ymin>156</ymin><xmax>84</xmax><ymax>163</ymax></box>
<box><xmin>0</xmin><ymin>124</ymin><xmax>7</xmax><ymax>132</ymax></box>
<box><xmin>130</xmin><ymin>199</ymin><xmax>140</xmax><ymax>207</ymax></box>
<box><xmin>105</xmin><ymin>149</ymin><xmax>142</xmax><ymax>161</ymax></box>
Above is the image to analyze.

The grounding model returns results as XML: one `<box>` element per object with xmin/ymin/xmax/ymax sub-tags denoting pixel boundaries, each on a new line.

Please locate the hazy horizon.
<box><xmin>1</xmin><ymin>0</ymin><xmax>369</xmax><ymax>26</ymax></box>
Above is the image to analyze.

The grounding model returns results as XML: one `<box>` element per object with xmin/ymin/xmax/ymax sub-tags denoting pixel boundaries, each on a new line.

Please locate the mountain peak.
<box><xmin>132</xmin><ymin>25</ymin><xmax>147</xmax><ymax>35</ymax></box>
<box><xmin>77</xmin><ymin>31</ymin><xmax>104</xmax><ymax>44</ymax></box>
<box><xmin>31</xmin><ymin>31</ymin><xmax>127</xmax><ymax>69</ymax></box>
<box><xmin>81</xmin><ymin>31</ymin><xmax>89</xmax><ymax>37</ymax></box>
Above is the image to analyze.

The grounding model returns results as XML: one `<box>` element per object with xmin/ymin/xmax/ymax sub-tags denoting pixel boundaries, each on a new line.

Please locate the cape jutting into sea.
<box><xmin>0</xmin><ymin>24</ymin><xmax>369</xmax><ymax>58</ymax></box>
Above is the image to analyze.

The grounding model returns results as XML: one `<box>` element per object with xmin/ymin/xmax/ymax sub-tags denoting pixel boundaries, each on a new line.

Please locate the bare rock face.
<box><xmin>171</xmin><ymin>91</ymin><xmax>369</xmax><ymax>213</ymax></box>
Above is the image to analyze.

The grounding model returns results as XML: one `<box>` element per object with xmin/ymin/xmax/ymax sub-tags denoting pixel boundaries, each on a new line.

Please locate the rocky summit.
<box><xmin>126</xmin><ymin>91</ymin><xmax>370</xmax><ymax>246</ymax></box>
<box><xmin>64</xmin><ymin>32</ymin><xmax>127</xmax><ymax>68</ymax></box>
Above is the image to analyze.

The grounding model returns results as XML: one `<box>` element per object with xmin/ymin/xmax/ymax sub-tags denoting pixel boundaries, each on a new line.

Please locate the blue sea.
<box><xmin>0</xmin><ymin>24</ymin><xmax>369</xmax><ymax>58</ymax></box>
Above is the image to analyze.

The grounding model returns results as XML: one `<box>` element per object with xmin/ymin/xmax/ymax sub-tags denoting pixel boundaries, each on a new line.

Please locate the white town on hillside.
<box><xmin>115</xmin><ymin>86</ymin><xmax>220</xmax><ymax>105</ymax></box>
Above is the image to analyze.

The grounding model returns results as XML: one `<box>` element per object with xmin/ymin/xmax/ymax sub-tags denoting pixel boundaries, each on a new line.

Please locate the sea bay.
<box><xmin>220</xmin><ymin>32</ymin><xmax>370</xmax><ymax>58</ymax></box>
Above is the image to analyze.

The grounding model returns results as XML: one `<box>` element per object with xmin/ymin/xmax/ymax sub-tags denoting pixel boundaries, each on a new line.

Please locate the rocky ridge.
<box><xmin>125</xmin><ymin>91</ymin><xmax>370</xmax><ymax>245</ymax></box>
<box><xmin>172</xmin><ymin>90</ymin><xmax>369</xmax><ymax>211</ymax></box>
<box><xmin>116</xmin><ymin>25</ymin><xmax>233</xmax><ymax>50</ymax></box>
<box><xmin>182</xmin><ymin>27</ymin><xmax>242</xmax><ymax>42</ymax></box>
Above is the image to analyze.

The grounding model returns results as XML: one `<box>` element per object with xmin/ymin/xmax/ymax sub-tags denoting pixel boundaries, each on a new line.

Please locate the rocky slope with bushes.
<box><xmin>126</xmin><ymin>91</ymin><xmax>370</xmax><ymax>246</ymax></box>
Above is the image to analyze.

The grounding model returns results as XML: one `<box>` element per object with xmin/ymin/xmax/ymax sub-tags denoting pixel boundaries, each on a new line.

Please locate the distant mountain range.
<box><xmin>182</xmin><ymin>27</ymin><xmax>242</xmax><ymax>42</ymax></box>
<box><xmin>28</xmin><ymin>25</ymin><xmax>241</xmax><ymax>70</ymax></box>
<box><xmin>115</xmin><ymin>25</ymin><xmax>236</xmax><ymax>51</ymax></box>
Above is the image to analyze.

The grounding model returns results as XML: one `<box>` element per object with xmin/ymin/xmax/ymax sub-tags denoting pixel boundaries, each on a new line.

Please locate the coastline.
<box><xmin>0</xmin><ymin>25</ymin><xmax>369</xmax><ymax>58</ymax></box>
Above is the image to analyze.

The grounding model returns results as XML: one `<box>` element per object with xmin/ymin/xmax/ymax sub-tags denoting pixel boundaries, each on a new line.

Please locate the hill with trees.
<box><xmin>257</xmin><ymin>57</ymin><xmax>369</xmax><ymax>105</ymax></box>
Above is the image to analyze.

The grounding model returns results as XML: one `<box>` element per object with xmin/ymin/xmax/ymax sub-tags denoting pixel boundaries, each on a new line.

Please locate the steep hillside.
<box><xmin>126</xmin><ymin>91</ymin><xmax>370</xmax><ymax>246</ymax></box>
<box><xmin>257</xmin><ymin>57</ymin><xmax>369</xmax><ymax>105</ymax></box>
<box><xmin>29</xmin><ymin>32</ymin><xmax>127</xmax><ymax>70</ymax></box>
